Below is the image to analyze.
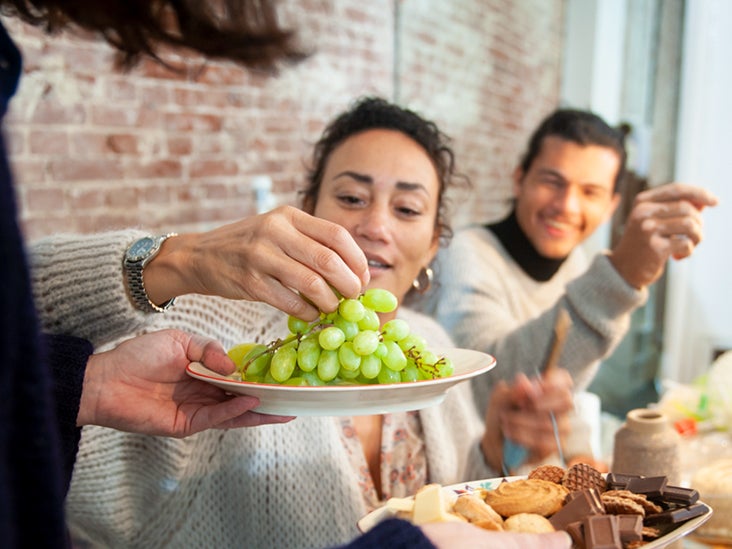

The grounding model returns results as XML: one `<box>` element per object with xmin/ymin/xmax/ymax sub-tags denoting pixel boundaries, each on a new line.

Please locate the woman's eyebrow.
<box><xmin>334</xmin><ymin>171</ymin><xmax>430</xmax><ymax>195</ymax></box>
<box><xmin>334</xmin><ymin>170</ymin><xmax>373</xmax><ymax>183</ymax></box>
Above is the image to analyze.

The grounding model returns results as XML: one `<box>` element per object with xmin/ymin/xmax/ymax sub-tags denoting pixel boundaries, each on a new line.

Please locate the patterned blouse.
<box><xmin>339</xmin><ymin>412</ymin><xmax>427</xmax><ymax>510</ymax></box>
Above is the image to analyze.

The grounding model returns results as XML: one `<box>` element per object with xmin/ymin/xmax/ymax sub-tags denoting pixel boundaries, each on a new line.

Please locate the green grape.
<box><xmin>333</xmin><ymin>315</ymin><xmax>359</xmax><ymax>341</ymax></box>
<box><xmin>400</xmin><ymin>363</ymin><xmax>420</xmax><ymax>382</ymax></box>
<box><xmin>398</xmin><ymin>333</ymin><xmax>427</xmax><ymax>353</ymax></box>
<box><xmin>317</xmin><ymin>349</ymin><xmax>340</xmax><ymax>382</ymax></box>
<box><xmin>338</xmin><ymin>342</ymin><xmax>361</xmax><ymax>371</ymax></box>
<box><xmin>382</xmin><ymin>340</ymin><xmax>407</xmax><ymax>371</ymax></box>
<box><xmin>243</xmin><ymin>372</ymin><xmax>265</xmax><ymax>383</ymax></box>
<box><xmin>360</xmin><ymin>354</ymin><xmax>382</xmax><ymax>379</ymax></box>
<box><xmin>374</xmin><ymin>341</ymin><xmax>388</xmax><ymax>359</ymax></box>
<box><xmin>377</xmin><ymin>365</ymin><xmax>401</xmax><ymax>384</ymax></box>
<box><xmin>287</xmin><ymin>315</ymin><xmax>309</xmax><ymax>334</ymax></box>
<box><xmin>263</xmin><ymin>369</ymin><xmax>278</xmax><ymax>384</ymax></box>
<box><xmin>381</xmin><ymin>319</ymin><xmax>410</xmax><ymax>342</ymax></box>
<box><xmin>357</xmin><ymin>308</ymin><xmax>380</xmax><ymax>331</ymax></box>
<box><xmin>318</xmin><ymin>326</ymin><xmax>346</xmax><ymax>350</ymax></box>
<box><xmin>227</xmin><ymin>342</ymin><xmax>259</xmax><ymax>369</ymax></box>
<box><xmin>296</xmin><ymin>336</ymin><xmax>321</xmax><ymax>372</ymax></box>
<box><xmin>420</xmin><ymin>350</ymin><xmax>438</xmax><ymax>366</ymax></box>
<box><xmin>301</xmin><ymin>371</ymin><xmax>326</xmax><ymax>386</ymax></box>
<box><xmin>352</xmin><ymin>330</ymin><xmax>380</xmax><ymax>356</ymax></box>
<box><xmin>270</xmin><ymin>345</ymin><xmax>297</xmax><ymax>382</ymax></box>
<box><xmin>361</xmin><ymin>288</ymin><xmax>398</xmax><ymax>313</ymax></box>
<box><xmin>283</xmin><ymin>376</ymin><xmax>309</xmax><ymax>386</ymax></box>
<box><xmin>435</xmin><ymin>357</ymin><xmax>454</xmax><ymax>378</ymax></box>
<box><xmin>338</xmin><ymin>298</ymin><xmax>365</xmax><ymax>323</ymax></box>
<box><xmin>240</xmin><ymin>344</ymin><xmax>271</xmax><ymax>376</ymax></box>
<box><xmin>338</xmin><ymin>366</ymin><xmax>361</xmax><ymax>380</ymax></box>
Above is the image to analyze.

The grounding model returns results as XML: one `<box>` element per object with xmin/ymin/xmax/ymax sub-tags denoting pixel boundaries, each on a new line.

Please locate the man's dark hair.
<box><xmin>519</xmin><ymin>108</ymin><xmax>627</xmax><ymax>192</ymax></box>
<box><xmin>0</xmin><ymin>0</ymin><xmax>307</xmax><ymax>71</ymax></box>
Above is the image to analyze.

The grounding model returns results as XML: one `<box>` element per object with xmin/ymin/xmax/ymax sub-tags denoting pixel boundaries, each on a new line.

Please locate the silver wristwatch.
<box><xmin>123</xmin><ymin>233</ymin><xmax>177</xmax><ymax>313</ymax></box>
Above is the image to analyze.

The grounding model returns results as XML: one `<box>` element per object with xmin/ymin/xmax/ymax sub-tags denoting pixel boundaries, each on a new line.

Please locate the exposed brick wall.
<box><xmin>4</xmin><ymin>0</ymin><xmax>563</xmax><ymax>242</ymax></box>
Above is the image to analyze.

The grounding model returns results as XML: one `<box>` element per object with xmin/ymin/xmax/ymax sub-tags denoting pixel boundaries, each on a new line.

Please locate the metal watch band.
<box><xmin>125</xmin><ymin>233</ymin><xmax>177</xmax><ymax>313</ymax></box>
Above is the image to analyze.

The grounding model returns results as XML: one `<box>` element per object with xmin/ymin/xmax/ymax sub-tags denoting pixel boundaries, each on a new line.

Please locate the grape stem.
<box><xmin>240</xmin><ymin>318</ymin><xmax>327</xmax><ymax>374</ymax></box>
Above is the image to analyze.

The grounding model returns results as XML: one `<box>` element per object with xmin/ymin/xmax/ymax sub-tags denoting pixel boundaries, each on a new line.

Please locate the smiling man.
<box><xmin>421</xmin><ymin>108</ymin><xmax>717</xmax><ymax>443</ymax></box>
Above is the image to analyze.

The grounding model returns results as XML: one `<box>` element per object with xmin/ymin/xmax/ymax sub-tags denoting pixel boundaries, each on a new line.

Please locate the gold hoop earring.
<box><xmin>412</xmin><ymin>266</ymin><xmax>434</xmax><ymax>294</ymax></box>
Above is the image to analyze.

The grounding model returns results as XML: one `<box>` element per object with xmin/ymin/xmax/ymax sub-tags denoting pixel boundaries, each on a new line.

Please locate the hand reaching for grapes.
<box><xmin>141</xmin><ymin>206</ymin><xmax>371</xmax><ymax>321</ymax></box>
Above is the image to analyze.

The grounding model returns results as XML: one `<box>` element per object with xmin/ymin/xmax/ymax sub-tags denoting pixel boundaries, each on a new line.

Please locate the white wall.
<box><xmin>562</xmin><ymin>0</ymin><xmax>731</xmax><ymax>384</ymax></box>
<box><xmin>662</xmin><ymin>0</ymin><xmax>732</xmax><ymax>382</ymax></box>
<box><xmin>560</xmin><ymin>0</ymin><xmax>627</xmax><ymax>257</ymax></box>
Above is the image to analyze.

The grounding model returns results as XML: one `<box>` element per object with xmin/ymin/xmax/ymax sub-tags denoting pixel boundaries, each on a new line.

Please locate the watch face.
<box><xmin>127</xmin><ymin>237</ymin><xmax>155</xmax><ymax>262</ymax></box>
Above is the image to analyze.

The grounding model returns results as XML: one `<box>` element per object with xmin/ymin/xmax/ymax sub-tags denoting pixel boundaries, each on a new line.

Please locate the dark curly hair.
<box><xmin>519</xmin><ymin>108</ymin><xmax>627</xmax><ymax>192</ymax></box>
<box><xmin>0</xmin><ymin>0</ymin><xmax>308</xmax><ymax>71</ymax></box>
<box><xmin>301</xmin><ymin>96</ymin><xmax>470</xmax><ymax>245</ymax></box>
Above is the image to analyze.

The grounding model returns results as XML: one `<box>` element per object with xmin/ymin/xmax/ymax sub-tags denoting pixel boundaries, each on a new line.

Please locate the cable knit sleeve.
<box><xmin>432</xmin><ymin>227</ymin><xmax>647</xmax><ymax>411</ymax></box>
<box><xmin>28</xmin><ymin>230</ymin><xmax>158</xmax><ymax>346</ymax></box>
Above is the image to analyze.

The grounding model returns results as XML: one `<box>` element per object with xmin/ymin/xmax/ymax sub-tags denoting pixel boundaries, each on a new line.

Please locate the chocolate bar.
<box><xmin>550</xmin><ymin>489</ymin><xmax>605</xmax><ymax>531</ymax></box>
<box><xmin>660</xmin><ymin>485</ymin><xmax>699</xmax><ymax>505</ymax></box>
<box><xmin>606</xmin><ymin>472</ymin><xmax>642</xmax><ymax>490</ymax></box>
<box><xmin>617</xmin><ymin>514</ymin><xmax>643</xmax><ymax>542</ymax></box>
<box><xmin>644</xmin><ymin>502</ymin><xmax>708</xmax><ymax>525</ymax></box>
<box><xmin>583</xmin><ymin>514</ymin><xmax>621</xmax><ymax>549</ymax></box>
<box><xmin>566</xmin><ymin>521</ymin><xmax>585</xmax><ymax>549</ymax></box>
<box><xmin>626</xmin><ymin>475</ymin><xmax>667</xmax><ymax>499</ymax></box>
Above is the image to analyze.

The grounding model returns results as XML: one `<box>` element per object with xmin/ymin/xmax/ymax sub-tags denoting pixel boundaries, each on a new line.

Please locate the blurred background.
<box><xmin>3</xmin><ymin>0</ymin><xmax>730</xmax><ymax>418</ymax></box>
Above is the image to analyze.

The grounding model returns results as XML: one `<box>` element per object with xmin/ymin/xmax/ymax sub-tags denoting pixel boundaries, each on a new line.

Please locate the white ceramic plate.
<box><xmin>357</xmin><ymin>476</ymin><xmax>713</xmax><ymax>548</ymax></box>
<box><xmin>186</xmin><ymin>347</ymin><xmax>495</xmax><ymax>416</ymax></box>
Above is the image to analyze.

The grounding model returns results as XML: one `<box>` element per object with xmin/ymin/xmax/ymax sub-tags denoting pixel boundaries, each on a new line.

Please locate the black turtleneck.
<box><xmin>487</xmin><ymin>210</ymin><xmax>567</xmax><ymax>282</ymax></box>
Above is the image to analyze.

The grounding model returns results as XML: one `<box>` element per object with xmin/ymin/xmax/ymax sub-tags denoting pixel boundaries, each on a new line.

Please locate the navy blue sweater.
<box><xmin>0</xmin><ymin>22</ymin><xmax>91</xmax><ymax>548</ymax></box>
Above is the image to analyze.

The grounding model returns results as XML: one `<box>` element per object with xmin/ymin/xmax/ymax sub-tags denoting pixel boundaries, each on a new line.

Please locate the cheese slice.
<box><xmin>384</xmin><ymin>496</ymin><xmax>415</xmax><ymax>513</ymax></box>
<box><xmin>412</xmin><ymin>483</ymin><xmax>466</xmax><ymax>525</ymax></box>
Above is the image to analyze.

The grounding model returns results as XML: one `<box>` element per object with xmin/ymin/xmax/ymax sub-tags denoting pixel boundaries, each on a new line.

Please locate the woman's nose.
<box><xmin>354</xmin><ymin>207</ymin><xmax>390</xmax><ymax>242</ymax></box>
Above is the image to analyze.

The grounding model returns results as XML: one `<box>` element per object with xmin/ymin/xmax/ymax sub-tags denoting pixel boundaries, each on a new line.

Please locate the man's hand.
<box><xmin>482</xmin><ymin>370</ymin><xmax>574</xmax><ymax>473</ymax></box>
<box><xmin>78</xmin><ymin>329</ymin><xmax>294</xmax><ymax>437</ymax></box>
<box><xmin>609</xmin><ymin>182</ymin><xmax>718</xmax><ymax>289</ymax></box>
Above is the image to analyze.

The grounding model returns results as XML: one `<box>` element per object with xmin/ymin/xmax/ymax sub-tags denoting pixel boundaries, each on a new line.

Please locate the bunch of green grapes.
<box><xmin>227</xmin><ymin>288</ymin><xmax>454</xmax><ymax>386</ymax></box>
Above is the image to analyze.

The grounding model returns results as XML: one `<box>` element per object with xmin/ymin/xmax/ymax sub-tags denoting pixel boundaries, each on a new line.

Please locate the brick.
<box><xmin>167</xmin><ymin>136</ymin><xmax>193</xmax><ymax>156</ymax></box>
<box><xmin>11</xmin><ymin>160</ymin><xmax>47</xmax><ymax>184</ymax></box>
<box><xmin>26</xmin><ymin>187</ymin><xmax>65</xmax><ymax>211</ymax></box>
<box><xmin>127</xmin><ymin>160</ymin><xmax>182</xmax><ymax>179</ymax></box>
<box><xmin>68</xmin><ymin>188</ymin><xmax>106</xmax><ymax>209</ymax></box>
<box><xmin>29</xmin><ymin>130</ymin><xmax>69</xmax><ymax>155</ymax></box>
<box><xmin>106</xmin><ymin>187</ymin><xmax>140</xmax><ymax>208</ymax></box>
<box><xmin>49</xmin><ymin>159</ymin><xmax>123</xmax><ymax>181</ymax></box>
<box><xmin>5</xmin><ymin>129</ymin><xmax>26</xmax><ymax>154</ymax></box>
<box><xmin>164</xmin><ymin>112</ymin><xmax>223</xmax><ymax>133</ymax></box>
<box><xmin>141</xmin><ymin>185</ymin><xmax>174</xmax><ymax>205</ymax></box>
<box><xmin>104</xmin><ymin>79</ymin><xmax>138</xmax><ymax>102</ymax></box>
<box><xmin>31</xmin><ymin>101</ymin><xmax>86</xmax><ymax>125</ymax></box>
<box><xmin>106</xmin><ymin>134</ymin><xmax>141</xmax><ymax>154</ymax></box>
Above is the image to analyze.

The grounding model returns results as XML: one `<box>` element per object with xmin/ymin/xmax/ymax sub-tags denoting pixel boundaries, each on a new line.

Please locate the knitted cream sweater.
<box><xmin>28</xmin><ymin>232</ymin><xmax>495</xmax><ymax>549</ymax></box>
<box><xmin>419</xmin><ymin>225</ymin><xmax>648</xmax><ymax>412</ymax></box>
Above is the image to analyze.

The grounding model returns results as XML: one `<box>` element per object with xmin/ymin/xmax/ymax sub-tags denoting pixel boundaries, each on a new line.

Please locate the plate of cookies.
<box><xmin>357</xmin><ymin>463</ymin><xmax>713</xmax><ymax>548</ymax></box>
